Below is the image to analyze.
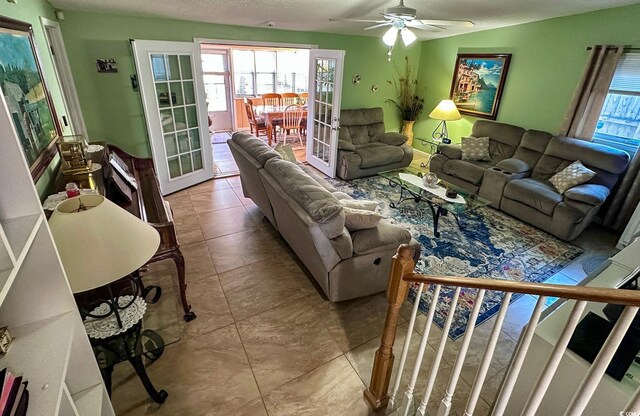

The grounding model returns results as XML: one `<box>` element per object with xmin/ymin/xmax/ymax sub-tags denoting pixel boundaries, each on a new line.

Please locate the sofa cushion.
<box><xmin>332</xmin><ymin>191</ymin><xmax>352</xmax><ymax>200</ymax></box>
<box><xmin>299</xmin><ymin>164</ymin><xmax>338</xmax><ymax>192</ymax></box>
<box><xmin>351</xmin><ymin>223</ymin><xmax>411</xmax><ymax>255</ymax></box>
<box><xmin>496</xmin><ymin>158</ymin><xmax>533</xmax><ymax>174</ymax></box>
<box><xmin>442</xmin><ymin>159</ymin><xmax>491</xmax><ymax>185</ymax></box>
<box><xmin>503</xmin><ymin>178</ymin><xmax>563</xmax><ymax>216</ymax></box>
<box><xmin>338</xmin><ymin>140</ymin><xmax>355</xmax><ymax>151</ymax></box>
<box><xmin>274</xmin><ymin>143</ymin><xmax>297</xmax><ymax>162</ymax></box>
<box><xmin>343</xmin><ymin>207</ymin><xmax>383</xmax><ymax>231</ymax></box>
<box><xmin>355</xmin><ymin>144</ymin><xmax>405</xmax><ymax>168</ymax></box>
<box><xmin>339</xmin><ymin>108</ymin><xmax>386</xmax><ymax>145</ymax></box>
<box><xmin>439</xmin><ymin>144</ymin><xmax>462</xmax><ymax>159</ymax></box>
<box><xmin>564</xmin><ymin>184</ymin><xmax>610</xmax><ymax>206</ymax></box>
<box><xmin>549</xmin><ymin>161</ymin><xmax>595</xmax><ymax>194</ymax></box>
<box><xmin>472</xmin><ymin>120</ymin><xmax>524</xmax><ymax>164</ymax></box>
<box><xmin>264</xmin><ymin>158</ymin><xmax>345</xmax><ymax>238</ymax></box>
<box><xmin>512</xmin><ymin>129</ymin><xmax>553</xmax><ymax>168</ymax></box>
<box><xmin>379</xmin><ymin>132</ymin><xmax>407</xmax><ymax>146</ymax></box>
<box><xmin>231</xmin><ymin>132</ymin><xmax>281</xmax><ymax>166</ymax></box>
<box><xmin>339</xmin><ymin>199</ymin><xmax>379</xmax><ymax>211</ymax></box>
<box><xmin>461</xmin><ymin>136</ymin><xmax>491</xmax><ymax>161</ymax></box>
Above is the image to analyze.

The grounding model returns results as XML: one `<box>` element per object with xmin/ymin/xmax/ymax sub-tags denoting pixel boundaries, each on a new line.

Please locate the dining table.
<box><xmin>257</xmin><ymin>105</ymin><xmax>308</xmax><ymax>146</ymax></box>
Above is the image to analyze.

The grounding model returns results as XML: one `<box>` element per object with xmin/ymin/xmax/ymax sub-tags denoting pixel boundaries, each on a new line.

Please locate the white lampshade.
<box><xmin>429</xmin><ymin>99</ymin><xmax>462</xmax><ymax>121</ymax></box>
<box><xmin>49</xmin><ymin>195</ymin><xmax>160</xmax><ymax>293</ymax></box>
<box><xmin>383</xmin><ymin>27</ymin><xmax>398</xmax><ymax>46</ymax></box>
<box><xmin>401</xmin><ymin>28</ymin><xmax>417</xmax><ymax>46</ymax></box>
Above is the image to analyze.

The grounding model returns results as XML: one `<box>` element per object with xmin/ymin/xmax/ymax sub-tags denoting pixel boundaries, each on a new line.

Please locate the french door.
<box><xmin>306</xmin><ymin>49</ymin><xmax>345</xmax><ymax>177</ymax></box>
<box><xmin>132</xmin><ymin>40</ymin><xmax>214</xmax><ymax>195</ymax></box>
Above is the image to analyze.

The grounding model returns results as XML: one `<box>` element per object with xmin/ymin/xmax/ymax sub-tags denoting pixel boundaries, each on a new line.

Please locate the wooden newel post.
<box><xmin>364</xmin><ymin>244</ymin><xmax>416</xmax><ymax>410</ymax></box>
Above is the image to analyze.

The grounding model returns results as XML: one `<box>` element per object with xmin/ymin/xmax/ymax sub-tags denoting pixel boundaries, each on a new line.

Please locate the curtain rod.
<box><xmin>586</xmin><ymin>46</ymin><xmax>640</xmax><ymax>51</ymax></box>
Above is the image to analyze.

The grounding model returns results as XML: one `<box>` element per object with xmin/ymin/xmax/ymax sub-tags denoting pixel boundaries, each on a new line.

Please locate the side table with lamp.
<box><xmin>49</xmin><ymin>194</ymin><xmax>170</xmax><ymax>403</ymax></box>
<box><xmin>419</xmin><ymin>99</ymin><xmax>462</xmax><ymax>167</ymax></box>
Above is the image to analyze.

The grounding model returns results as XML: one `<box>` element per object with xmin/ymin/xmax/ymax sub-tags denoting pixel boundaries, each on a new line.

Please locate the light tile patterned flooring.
<box><xmin>112</xmin><ymin>168</ymin><xmax>619</xmax><ymax>416</ymax></box>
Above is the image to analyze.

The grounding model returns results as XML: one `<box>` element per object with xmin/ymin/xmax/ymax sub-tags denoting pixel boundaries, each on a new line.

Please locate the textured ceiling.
<box><xmin>49</xmin><ymin>0</ymin><xmax>640</xmax><ymax>40</ymax></box>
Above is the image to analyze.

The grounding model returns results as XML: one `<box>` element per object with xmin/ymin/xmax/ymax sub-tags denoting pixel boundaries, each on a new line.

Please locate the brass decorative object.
<box><xmin>58</xmin><ymin>135</ymin><xmax>92</xmax><ymax>174</ymax></box>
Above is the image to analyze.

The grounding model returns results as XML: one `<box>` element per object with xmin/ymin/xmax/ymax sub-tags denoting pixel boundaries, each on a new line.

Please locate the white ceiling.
<box><xmin>49</xmin><ymin>0</ymin><xmax>640</xmax><ymax>40</ymax></box>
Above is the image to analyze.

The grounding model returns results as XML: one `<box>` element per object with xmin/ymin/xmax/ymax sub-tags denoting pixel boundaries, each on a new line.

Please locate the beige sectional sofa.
<box><xmin>228</xmin><ymin>132</ymin><xmax>420</xmax><ymax>301</ymax></box>
<box><xmin>430</xmin><ymin>120</ymin><xmax>630</xmax><ymax>241</ymax></box>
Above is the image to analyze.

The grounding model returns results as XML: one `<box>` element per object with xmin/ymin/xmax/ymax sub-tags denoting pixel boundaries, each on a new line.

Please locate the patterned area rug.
<box><xmin>331</xmin><ymin>175</ymin><xmax>584</xmax><ymax>340</ymax></box>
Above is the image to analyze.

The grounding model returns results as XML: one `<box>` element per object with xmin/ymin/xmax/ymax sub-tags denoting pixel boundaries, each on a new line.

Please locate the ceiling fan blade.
<box><xmin>405</xmin><ymin>21</ymin><xmax>445</xmax><ymax>32</ymax></box>
<box><xmin>328</xmin><ymin>18</ymin><xmax>387</xmax><ymax>23</ymax></box>
<box><xmin>364</xmin><ymin>22</ymin><xmax>392</xmax><ymax>30</ymax></box>
<box><xmin>414</xmin><ymin>19</ymin><xmax>475</xmax><ymax>27</ymax></box>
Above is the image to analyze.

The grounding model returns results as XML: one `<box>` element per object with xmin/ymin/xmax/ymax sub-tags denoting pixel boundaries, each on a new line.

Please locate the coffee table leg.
<box><xmin>454</xmin><ymin>214</ymin><xmax>467</xmax><ymax>230</ymax></box>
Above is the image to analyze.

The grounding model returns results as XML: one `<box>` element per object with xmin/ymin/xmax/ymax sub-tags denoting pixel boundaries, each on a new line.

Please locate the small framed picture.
<box><xmin>96</xmin><ymin>58</ymin><xmax>118</xmax><ymax>73</ymax></box>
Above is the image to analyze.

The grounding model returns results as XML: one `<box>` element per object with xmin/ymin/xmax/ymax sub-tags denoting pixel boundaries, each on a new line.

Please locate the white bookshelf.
<box><xmin>0</xmin><ymin>92</ymin><xmax>114</xmax><ymax>415</ymax></box>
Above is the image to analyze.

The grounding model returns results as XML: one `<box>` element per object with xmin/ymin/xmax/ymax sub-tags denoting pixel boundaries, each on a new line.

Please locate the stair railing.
<box><xmin>364</xmin><ymin>244</ymin><xmax>640</xmax><ymax>416</ymax></box>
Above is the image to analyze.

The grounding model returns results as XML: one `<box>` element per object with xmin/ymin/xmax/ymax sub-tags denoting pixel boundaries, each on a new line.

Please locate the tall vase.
<box><xmin>401</xmin><ymin>120</ymin><xmax>415</xmax><ymax>147</ymax></box>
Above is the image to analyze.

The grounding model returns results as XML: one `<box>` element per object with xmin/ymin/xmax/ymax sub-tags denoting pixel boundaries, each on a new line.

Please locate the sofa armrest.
<box><xmin>351</xmin><ymin>223</ymin><xmax>411</xmax><ymax>255</ymax></box>
<box><xmin>438</xmin><ymin>144</ymin><xmax>462</xmax><ymax>159</ymax></box>
<box><xmin>338</xmin><ymin>139</ymin><xmax>355</xmax><ymax>152</ymax></box>
<box><xmin>379</xmin><ymin>132</ymin><xmax>408</xmax><ymax>146</ymax></box>
<box><xmin>496</xmin><ymin>158</ymin><xmax>532</xmax><ymax>175</ymax></box>
<box><xmin>564</xmin><ymin>184</ymin><xmax>610</xmax><ymax>206</ymax></box>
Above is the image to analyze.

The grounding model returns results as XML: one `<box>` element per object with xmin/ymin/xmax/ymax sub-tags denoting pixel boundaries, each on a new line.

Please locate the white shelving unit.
<box><xmin>0</xmin><ymin>92</ymin><xmax>114</xmax><ymax>415</ymax></box>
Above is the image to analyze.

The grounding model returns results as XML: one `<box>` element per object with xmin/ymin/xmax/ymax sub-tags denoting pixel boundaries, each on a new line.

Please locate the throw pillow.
<box><xmin>343</xmin><ymin>206</ymin><xmax>383</xmax><ymax>231</ymax></box>
<box><xmin>549</xmin><ymin>160</ymin><xmax>596</xmax><ymax>194</ymax></box>
<box><xmin>339</xmin><ymin>199</ymin><xmax>379</xmax><ymax>211</ymax></box>
<box><xmin>274</xmin><ymin>143</ymin><xmax>297</xmax><ymax>163</ymax></box>
<box><xmin>461</xmin><ymin>136</ymin><xmax>491</xmax><ymax>161</ymax></box>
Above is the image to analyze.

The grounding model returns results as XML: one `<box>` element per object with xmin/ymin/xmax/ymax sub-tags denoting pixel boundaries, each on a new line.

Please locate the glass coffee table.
<box><xmin>378</xmin><ymin>166</ymin><xmax>492</xmax><ymax>237</ymax></box>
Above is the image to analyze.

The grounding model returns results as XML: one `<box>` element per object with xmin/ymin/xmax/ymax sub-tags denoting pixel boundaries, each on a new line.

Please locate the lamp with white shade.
<box><xmin>428</xmin><ymin>99</ymin><xmax>462</xmax><ymax>143</ymax></box>
<box><xmin>49</xmin><ymin>194</ymin><xmax>160</xmax><ymax>327</ymax></box>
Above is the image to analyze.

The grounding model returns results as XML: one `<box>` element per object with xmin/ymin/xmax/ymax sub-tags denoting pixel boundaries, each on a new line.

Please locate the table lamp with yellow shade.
<box><xmin>429</xmin><ymin>99</ymin><xmax>462</xmax><ymax>144</ymax></box>
<box><xmin>49</xmin><ymin>194</ymin><xmax>160</xmax><ymax>328</ymax></box>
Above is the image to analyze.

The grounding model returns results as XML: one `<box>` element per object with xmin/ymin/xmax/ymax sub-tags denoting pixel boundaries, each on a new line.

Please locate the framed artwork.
<box><xmin>0</xmin><ymin>16</ymin><xmax>61</xmax><ymax>181</ymax></box>
<box><xmin>449</xmin><ymin>54</ymin><xmax>511</xmax><ymax>120</ymax></box>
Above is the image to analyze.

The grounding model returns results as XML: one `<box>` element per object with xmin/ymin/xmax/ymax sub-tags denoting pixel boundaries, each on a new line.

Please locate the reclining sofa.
<box><xmin>430</xmin><ymin>120</ymin><xmax>630</xmax><ymax>241</ymax></box>
<box><xmin>337</xmin><ymin>107</ymin><xmax>413</xmax><ymax>180</ymax></box>
<box><xmin>228</xmin><ymin>132</ymin><xmax>420</xmax><ymax>301</ymax></box>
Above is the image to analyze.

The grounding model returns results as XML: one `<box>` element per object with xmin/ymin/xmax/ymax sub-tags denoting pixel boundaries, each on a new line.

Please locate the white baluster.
<box><xmin>623</xmin><ymin>384</ymin><xmax>640</xmax><ymax>412</ymax></box>
<box><xmin>520</xmin><ymin>300</ymin><xmax>587</xmax><ymax>416</ymax></box>
<box><xmin>492</xmin><ymin>295</ymin><xmax>547</xmax><ymax>416</ymax></box>
<box><xmin>389</xmin><ymin>283</ymin><xmax>425</xmax><ymax>409</ymax></box>
<box><xmin>564</xmin><ymin>305</ymin><xmax>640</xmax><ymax>416</ymax></box>
<box><xmin>416</xmin><ymin>287</ymin><xmax>462</xmax><ymax>416</ymax></box>
<box><xmin>401</xmin><ymin>284</ymin><xmax>442</xmax><ymax>416</ymax></box>
<box><xmin>464</xmin><ymin>292</ymin><xmax>512</xmax><ymax>416</ymax></box>
<box><xmin>438</xmin><ymin>289</ymin><xmax>486</xmax><ymax>416</ymax></box>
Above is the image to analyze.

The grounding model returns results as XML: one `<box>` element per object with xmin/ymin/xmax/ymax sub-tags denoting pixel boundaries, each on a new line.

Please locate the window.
<box><xmin>202</xmin><ymin>51</ymin><xmax>229</xmax><ymax>112</ymax></box>
<box><xmin>231</xmin><ymin>48</ymin><xmax>309</xmax><ymax>97</ymax></box>
<box><xmin>593</xmin><ymin>53</ymin><xmax>640</xmax><ymax>156</ymax></box>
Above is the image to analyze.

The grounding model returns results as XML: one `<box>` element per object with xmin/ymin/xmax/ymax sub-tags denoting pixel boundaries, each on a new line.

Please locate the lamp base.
<box><xmin>432</xmin><ymin>120</ymin><xmax>450</xmax><ymax>144</ymax></box>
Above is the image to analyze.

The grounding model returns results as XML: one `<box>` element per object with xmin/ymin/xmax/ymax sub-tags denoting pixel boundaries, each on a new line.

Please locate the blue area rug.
<box><xmin>330</xmin><ymin>175</ymin><xmax>584</xmax><ymax>340</ymax></box>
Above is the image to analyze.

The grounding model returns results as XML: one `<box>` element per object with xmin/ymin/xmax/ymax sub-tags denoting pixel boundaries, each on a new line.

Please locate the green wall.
<box><xmin>0</xmin><ymin>0</ymin><xmax>67</xmax><ymax>199</ymax></box>
<box><xmin>413</xmin><ymin>3</ymin><xmax>640</xmax><ymax>153</ymax></box>
<box><xmin>58</xmin><ymin>10</ymin><xmax>421</xmax><ymax>157</ymax></box>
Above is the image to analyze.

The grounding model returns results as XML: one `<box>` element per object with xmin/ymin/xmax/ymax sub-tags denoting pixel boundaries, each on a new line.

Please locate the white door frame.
<box><xmin>132</xmin><ymin>40</ymin><xmax>214</xmax><ymax>195</ymax></box>
<box><xmin>40</xmin><ymin>17</ymin><xmax>88</xmax><ymax>138</ymax></box>
<box><xmin>306</xmin><ymin>49</ymin><xmax>345</xmax><ymax>177</ymax></box>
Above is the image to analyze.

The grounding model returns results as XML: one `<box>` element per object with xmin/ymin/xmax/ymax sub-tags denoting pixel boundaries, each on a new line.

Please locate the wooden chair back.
<box><xmin>282</xmin><ymin>105</ymin><xmax>304</xmax><ymax>130</ymax></box>
<box><xmin>261</xmin><ymin>93</ymin><xmax>281</xmax><ymax>108</ymax></box>
<box><xmin>281</xmin><ymin>93</ymin><xmax>299</xmax><ymax>106</ymax></box>
<box><xmin>298</xmin><ymin>92</ymin><xmax>309</xmax><ymax>104</ymax></box>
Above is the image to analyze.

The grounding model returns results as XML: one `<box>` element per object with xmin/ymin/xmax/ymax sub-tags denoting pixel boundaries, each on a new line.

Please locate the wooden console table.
<box><xmin>51</xmin><ymin>143</ymin><xmax>196</xmax><ymax>322</ymax></box>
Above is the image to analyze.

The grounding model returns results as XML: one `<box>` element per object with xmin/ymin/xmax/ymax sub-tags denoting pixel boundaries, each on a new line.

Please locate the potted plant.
<box><xmin>387</xmin><ymin>56</ymin><xmax>424</xmax><ymax>146</ymax></box>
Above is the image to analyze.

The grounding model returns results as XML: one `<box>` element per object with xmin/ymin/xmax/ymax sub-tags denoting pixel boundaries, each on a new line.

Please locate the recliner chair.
<box><xmin>337</xmin><ymin>107</ymin><xmax>413</xmax><ymax>180</ymax></box>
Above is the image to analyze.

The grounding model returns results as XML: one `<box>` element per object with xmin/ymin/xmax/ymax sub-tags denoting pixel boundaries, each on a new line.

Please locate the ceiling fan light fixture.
<box><xmin>401</xmin><ymin>28</ymin><xmax>417</xmax><ymax>46</ymax></box>
<box><xmin>383</xmin><ymin>27</ymin><xmax>398</xmax><ymax>46</ymax></box>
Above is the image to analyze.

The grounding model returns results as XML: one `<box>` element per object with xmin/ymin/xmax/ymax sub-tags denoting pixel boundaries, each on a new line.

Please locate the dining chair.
<box><xmin>281</xmin><ymin>105</ymin><xmax>305</xmax><ymax>146</ymax></box>
<box><xmin>244</xmin><ymin>99</ymin><xmax>269</xmax><ymax>139</ymax></box>
<box><xmin>298</xmin><ymin>92</ymin><xmax>309</xmax><ymax>105</ymax></box>
<box><xmin>281</xmin><ymin>93</ymin><xmax>299</xmax><ymax>106</ymax></box>
<box><xmin>261</xmin><ymin>93</ymin><xmax>281</xmax><ymax>108</ymax></box>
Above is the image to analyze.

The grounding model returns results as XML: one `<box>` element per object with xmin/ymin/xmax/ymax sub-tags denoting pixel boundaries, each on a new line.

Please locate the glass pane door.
<box><xmin>132</xmin><ymin>40</ymin><xmax>213</xmax><ymax>195</ymax></box>
<box><xmin>306</xmin><ymin>50</ymin><xmax>345</xmax><ymax>177</ymax></box>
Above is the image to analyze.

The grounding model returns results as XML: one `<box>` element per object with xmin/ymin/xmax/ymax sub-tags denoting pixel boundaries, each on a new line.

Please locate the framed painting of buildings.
<box><xmin>449</xmin><ymin>54</ymin><xmax>511</xmax><ymax>120</ymax></box>
<box><xmin>0</xmin><ymin>17</ymin><xmax>61</xmax><ymax>181</ymax></box>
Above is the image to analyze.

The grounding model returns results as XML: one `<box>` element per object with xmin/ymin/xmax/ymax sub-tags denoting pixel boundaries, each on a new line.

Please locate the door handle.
<box><xmin>331</xmin><ymin>117</ymin><xmax>340</xmax><ymax>131</ymax></box>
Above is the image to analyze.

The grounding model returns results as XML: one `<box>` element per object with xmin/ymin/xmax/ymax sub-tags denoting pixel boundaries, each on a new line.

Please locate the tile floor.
<box><xmin>111</xmin><ymin>170</ymin><xmax>620</xmax><ymax>416</ymax></box>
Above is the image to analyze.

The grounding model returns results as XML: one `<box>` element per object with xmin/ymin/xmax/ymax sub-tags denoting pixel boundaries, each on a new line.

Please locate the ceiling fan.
<box><xmin>329</xmin><ymin>0</ymin><xmax>474</xmax><ymax>47</ymax></box>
